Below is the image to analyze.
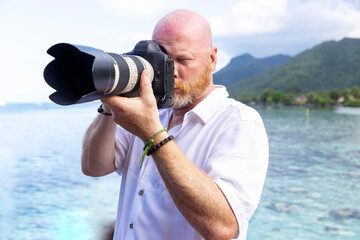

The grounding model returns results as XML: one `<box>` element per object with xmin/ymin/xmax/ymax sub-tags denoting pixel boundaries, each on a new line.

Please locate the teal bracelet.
<box><xmin>140</xmin><ymin>128</ymin><xmax>167</xmax><ymax>169</ymax></box>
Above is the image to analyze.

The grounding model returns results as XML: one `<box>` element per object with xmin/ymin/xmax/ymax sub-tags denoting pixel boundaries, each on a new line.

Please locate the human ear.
<box><xmin>209</xmin><ymin>46</ymin><xmax>217</xmax><ymax>72</ymax></box>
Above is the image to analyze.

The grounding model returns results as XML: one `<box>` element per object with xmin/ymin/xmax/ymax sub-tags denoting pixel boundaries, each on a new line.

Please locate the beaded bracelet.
<box><xmin>147</xmin><ymin>135</ymin><xmax>174</xmax><ymax>155</ymax></box>
<box><xmin>140</xmin><ymin>128</ymin><xmax>167</xmax><ymax>169</ymax></box>
<box><xmin>97</xmin><ymin>104</ymin><xmax>112</xmax><ymax>115</ymax></box>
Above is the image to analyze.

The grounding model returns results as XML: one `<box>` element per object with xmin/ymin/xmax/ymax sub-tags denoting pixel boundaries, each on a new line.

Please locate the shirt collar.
<box><xmin>159</xmin><ymin>85</ymin><xmax>229</xmax><ymax>127</ymax></box>
<box><xmin>185</xmin><ymin>85</ymin><xmax>229</xmax><ymax>124</ymax></box>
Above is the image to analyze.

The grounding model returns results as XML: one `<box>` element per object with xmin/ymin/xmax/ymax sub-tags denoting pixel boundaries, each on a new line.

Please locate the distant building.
<box><xmin>297</xmin><ymin>95</ymin><xmax>307</xmax><ymax>103</ymax></box>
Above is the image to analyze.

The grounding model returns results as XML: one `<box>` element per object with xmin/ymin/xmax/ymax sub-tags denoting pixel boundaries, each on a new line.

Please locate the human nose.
<box><xmin>173</xmin><ymin>61</ymin><xmax>179</xmax><ymax>78</ymax></box>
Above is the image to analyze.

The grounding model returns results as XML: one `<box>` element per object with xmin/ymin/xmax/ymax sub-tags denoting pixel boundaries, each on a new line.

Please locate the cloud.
<box><xmin>210</xmin><ymin>0</ymin><xmax>287</xmax><ymax>36</ymax></box>
<box><xmin>285</xmin><ymin>0</ymin><xmax>360</xmax><ymax>38</ymax></box>
<box><xmin>1</xmin><ymin>0</ymin><xmax>359</xmax><ymax>103</ymax></box>
<box><xmin>211</xmin><ymin>0</ymin><xmax>360</xmax><ymax>37</ymax></box>
<box><xmin>211</xmin><ymin>0</ymin><xmax>360</xmax><ymax>58</ymax></box>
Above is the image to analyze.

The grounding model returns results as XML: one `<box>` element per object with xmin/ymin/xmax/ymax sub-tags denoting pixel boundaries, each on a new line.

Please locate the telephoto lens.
<box><xmin>44</xmin><ymin>40</ymin><xmax>174</xmax><ymax>108</ymax></box>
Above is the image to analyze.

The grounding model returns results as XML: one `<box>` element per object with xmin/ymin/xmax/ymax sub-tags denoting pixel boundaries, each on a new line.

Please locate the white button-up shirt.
<box><xmin>113</xmin><ymin>86</ymin><xmax>268</xmax><ymax>240</ymax></box>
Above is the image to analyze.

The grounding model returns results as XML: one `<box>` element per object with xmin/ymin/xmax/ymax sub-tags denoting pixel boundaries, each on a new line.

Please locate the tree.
<box><xmin>306</xmin><ymin>91</ymin><xmax>320</xmax><ymax>105</ymax></box>
<box><xmin>342</xmin><ymin>88</ymin><xmax>351</xmax><ymax>102</ymax></box>
<box><xmin>351</xmin><ymin>86</ymin><xmax>360</xmax><ymax>99</ymax></box>
<box><xmin>272</xmin><ymin>91</ymin><xmax>283</xmax><ymax>104</ymax></box>
<box><xmin>260</xmin><ymin>89</ymin><xmax>274</xmax><ymax>103</ymax></box>
<box><xmin>329</xmin><ymin>89</ymin><xmax>341</xmax><ymax>101</ymax></box>
<box><xmin>319</xmin><ymin>92</ymin><xmax>336</xmax><ymax>107</ymax></box>
<box><xmin>281</xmin><ymin>93</ymin><xmax>297</xmax><ymax>105</ymax></box>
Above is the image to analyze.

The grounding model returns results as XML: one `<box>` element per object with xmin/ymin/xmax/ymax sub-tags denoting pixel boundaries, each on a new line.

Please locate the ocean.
<box><xmin>0</xmin><ymin>102</ymin><xmax>359</xmax><ymax>239</ymax></box>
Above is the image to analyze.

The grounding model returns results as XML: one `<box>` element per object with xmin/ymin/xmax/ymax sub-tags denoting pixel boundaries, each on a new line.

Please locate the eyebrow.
<box><xmin>173</xmin><ymin>52</ymin><xmax>194</xmax><ymax>59</ymax></box>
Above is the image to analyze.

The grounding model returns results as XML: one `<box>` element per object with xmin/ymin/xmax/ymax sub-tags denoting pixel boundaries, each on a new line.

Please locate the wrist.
<box><xmin>98</xmin><ymin>104</ymin><xmax>112</xmax><ymax>115</ymax></box>
<box><xmin>103</xmin><ymin>104</ymin><xmax>111</xmax><ymax>112</ymax></box>
<box><xmin>143</xmin><ymin>128</ymin><xmax>168</xmax><ymax>146</ymax></box>
<box><xmin>140</xmin><ymin>124</ymin><xmax>166</xmax><ymax>142</ymax></box>
<box><xmin>151</xmin><ymin>131</ymin><xmax>169</xmax><ymax>145</ymax></box>
<box><xmin>140</xmin><ymin>127</ymin><xmax>168</xmax><ymax>169</ymax></box>
<box><xmin>146</xmin><ymin>135</ymin><xmax>174</xmax><ymax>156</ymax></box>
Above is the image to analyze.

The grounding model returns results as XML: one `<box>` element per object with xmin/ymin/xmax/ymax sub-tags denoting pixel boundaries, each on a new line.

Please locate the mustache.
<box><xmin>174</xmin><ymin>81</ymin><xmax>190</xmax><ymax>94</ymax></box>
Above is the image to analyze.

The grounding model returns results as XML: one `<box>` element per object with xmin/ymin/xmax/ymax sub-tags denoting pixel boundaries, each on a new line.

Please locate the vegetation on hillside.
<box><xmin>213</xmin><ymin>54</ymin><xmax>291</xmax><ymax>87</ymax></box>
<box><xmin>228</xmin><ymin>38</ymin><xmax>360</xmax><ymax>98</ymax></box>
<box><xmin>239</xmin><ymin>86</ymin><xmax>360</xmax><ymax>107</ymax></box>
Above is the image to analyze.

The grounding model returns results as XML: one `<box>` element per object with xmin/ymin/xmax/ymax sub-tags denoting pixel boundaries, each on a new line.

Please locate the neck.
<box><xmin>168</xmin><ymin>83</ymin><xmax>214</xmax><ymax>130</ymax></box>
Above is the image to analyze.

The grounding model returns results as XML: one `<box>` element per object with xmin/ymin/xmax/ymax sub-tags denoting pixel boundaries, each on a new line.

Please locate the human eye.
<box><xmin>178</xmin><ymin>58</ymin><xmax>190</xmax><ymax>62</ymax></box>
<box><xmin>176</xmin><ymin>57</ymin><xmax>193</xmax><ymax>64</ymax></box>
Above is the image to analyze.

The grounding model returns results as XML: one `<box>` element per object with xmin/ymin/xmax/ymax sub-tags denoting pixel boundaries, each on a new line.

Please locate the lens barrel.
<box><xmin>44</xmin><ymin>43</ymin><xmax>154</xmax><ymax>105</ymax></box>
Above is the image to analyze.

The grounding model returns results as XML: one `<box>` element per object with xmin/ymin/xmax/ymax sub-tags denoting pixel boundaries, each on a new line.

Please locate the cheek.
<box><xmin>176</xmin><ymin>64</ymin><xmax>200</xmax><ymax>81</ymax></box>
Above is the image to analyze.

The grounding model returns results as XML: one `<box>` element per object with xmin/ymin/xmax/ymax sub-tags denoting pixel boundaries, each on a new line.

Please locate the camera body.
<box><xmin>44</xmin><ymin>40</ymin><xmax>174</xmax><ymax>108</ymax></box>
<box><xmin>125</xmin><ymin>40</ymin><xmax>174</xmax><ymax>108</ymax></box>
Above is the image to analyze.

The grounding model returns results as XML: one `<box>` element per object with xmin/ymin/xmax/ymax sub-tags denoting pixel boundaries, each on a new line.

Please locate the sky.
<box><xmin>0</xmin><ymin>0</ymin><xmax>359</xmax><ymax>103</ymax></box>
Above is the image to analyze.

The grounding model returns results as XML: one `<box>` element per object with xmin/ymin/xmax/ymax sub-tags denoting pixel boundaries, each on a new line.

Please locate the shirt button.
<box><xmin>129</xmin><ymin>223</ymin><xmax>133</xmax><ymax>229</ymax></box>
<box><xmin>138</xmin><ymin>189</ymin><xmax>144</xmax><ymax>196</ymax></box>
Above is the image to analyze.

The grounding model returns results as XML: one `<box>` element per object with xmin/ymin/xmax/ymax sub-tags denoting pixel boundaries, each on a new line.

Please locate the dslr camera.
<box><xmin>43</xmin><ymin>40</ymin><xmax>174</xmax><ymax>109</ymax></box>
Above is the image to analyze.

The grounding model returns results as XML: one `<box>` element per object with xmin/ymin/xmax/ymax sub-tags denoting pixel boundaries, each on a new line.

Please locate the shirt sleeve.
<box><xmin>205</xmin><ymin>109</ymin><xmax>269</xmax><ymax>238</ymax></box>
<box><xmin>114</xmin><ymin>125</ymin><xmax>133</xmax><ymax>175</ymax></box>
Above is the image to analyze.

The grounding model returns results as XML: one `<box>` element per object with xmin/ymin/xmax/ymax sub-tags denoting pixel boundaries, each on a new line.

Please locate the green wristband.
<box><xmin>140</xmin><ymin>128</ymin><xmax>167</xmax><ymax>169</ymax></box>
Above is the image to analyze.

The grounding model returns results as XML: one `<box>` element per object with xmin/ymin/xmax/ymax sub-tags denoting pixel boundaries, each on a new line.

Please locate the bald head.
<box><xmin>152</xmin><ymin>9</ymin><xmax>213</xmax><ymax>49</ymax></box>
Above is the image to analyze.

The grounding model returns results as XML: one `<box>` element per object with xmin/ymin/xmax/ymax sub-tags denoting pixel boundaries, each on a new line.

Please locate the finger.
<box><xmin>101</xmin><ymin>95</ymin><xmax>129</xmax><ymax>111</ymax></box>
<box><xmin>139</xmin><ymin>70</ymin><xmax>154</xmax><ymax>100</ymax></box>
<box><xmin>101</xmin><ymin>95</ymin><xmax>117</xmax><ymax>106</ymax></box>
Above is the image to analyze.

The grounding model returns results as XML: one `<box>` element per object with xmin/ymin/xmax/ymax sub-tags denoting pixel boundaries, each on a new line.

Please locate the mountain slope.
<box><xmin>213</xmin><ymin>53</ymin><xmax>291</xmax><ymax>87</ymax></box>
<box><xmin>228</xmin><ymin>38</ymin><xmax>360</xmax><ymax>98</ymax></box>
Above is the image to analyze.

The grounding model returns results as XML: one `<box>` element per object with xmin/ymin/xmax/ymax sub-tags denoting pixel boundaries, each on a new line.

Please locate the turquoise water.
<box><xmin>0</xmin><ymin>102</ymin><xmax>119</xmax><ymax>239</ymax></box>
<box><xmin>248</xmin><ymin>106</ymin><xmax>360</xmax><ymax>240</ymax></box>
<box><xmin>0</xmin><ymin>103</ymin><xmax>359</xmax><ymax>239</ymax></box>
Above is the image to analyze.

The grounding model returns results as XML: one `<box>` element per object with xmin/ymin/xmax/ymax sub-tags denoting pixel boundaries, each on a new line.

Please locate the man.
<box><xmin>82</xmin><ymin>9</ymin><xmax>268</xmax><ymax>240</ymax></box>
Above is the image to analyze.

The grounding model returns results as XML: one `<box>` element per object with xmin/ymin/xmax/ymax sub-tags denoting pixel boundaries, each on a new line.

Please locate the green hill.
<box><xmin>213</xmin><ymin>53</ymin><xmax>291</xmax><ymax>87</ymax></box>
<box><xmin>228</xmin><ymin>38</ymin><xmax>360</xmax><ymax>98</ymax></box>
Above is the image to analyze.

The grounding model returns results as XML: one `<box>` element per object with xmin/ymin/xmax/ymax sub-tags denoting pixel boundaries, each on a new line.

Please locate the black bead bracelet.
<box><xmin>146</xmin><ymin>135</ymin><xmax>174</xmax><ymax>155</ymax></box>
<box><xmin>97</xmin><ymin>104</ymin><xmax>112</xmax><ymax>115</ymax></box>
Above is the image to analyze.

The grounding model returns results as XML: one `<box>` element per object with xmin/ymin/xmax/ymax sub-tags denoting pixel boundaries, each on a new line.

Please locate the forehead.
<box><xmin>153</xmin><ymin>22</ymin><xmax>209</xmax><ymax>57</ymax></box>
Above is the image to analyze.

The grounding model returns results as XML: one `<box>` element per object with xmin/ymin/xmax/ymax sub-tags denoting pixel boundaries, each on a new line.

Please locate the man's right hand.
<box><xmin>101</xmin><ymin>70</ymin><xmax>164</xmax><ymax>143</ymax></box>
